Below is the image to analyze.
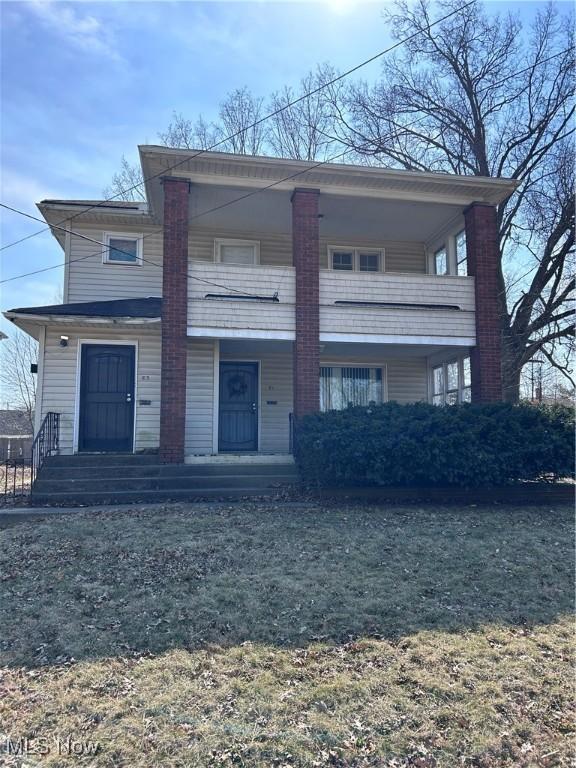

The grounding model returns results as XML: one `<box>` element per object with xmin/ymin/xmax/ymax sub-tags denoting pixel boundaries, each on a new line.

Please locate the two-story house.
<box><xmin>5</xmin><ymin>147</ymin><xmax>517</xmax><ymax>472</ymax></box>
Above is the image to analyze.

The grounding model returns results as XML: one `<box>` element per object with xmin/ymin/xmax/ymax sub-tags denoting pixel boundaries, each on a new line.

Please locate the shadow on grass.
<box><xmin>0</xmin><ymin>503</ymin><xmax>573</xmax><ymax>668</ymax></box>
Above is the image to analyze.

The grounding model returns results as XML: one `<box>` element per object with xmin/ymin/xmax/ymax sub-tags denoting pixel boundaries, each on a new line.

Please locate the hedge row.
<box><xmin>294</xmin><ymin>402</ymin><xmax>574</xmax><ymax>487</ymax></box>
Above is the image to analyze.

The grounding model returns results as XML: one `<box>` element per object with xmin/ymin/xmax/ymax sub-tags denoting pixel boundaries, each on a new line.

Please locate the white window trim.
<box><xmin>430</xmin><ymin>354</ymin><xmax>471</xmax><ymax>405</ymax></box>
<box><xmin>328</xmin><ymin>245</ymin><xmax>385</xmax><ymax>273</ymax></box>
<box><xmin>319</xmin><ymin>362</ymin><xmax>388</xmax><ymax>411</ymax></box>
<box><xmin>214</xmin><ymin>238</ymin><xmax>260</xmax><ymax>265</ymax></box>
<box><xmin>102</xmin><ymin>232</ymin><xmax>143</xmax><ymax>266</ymax></box>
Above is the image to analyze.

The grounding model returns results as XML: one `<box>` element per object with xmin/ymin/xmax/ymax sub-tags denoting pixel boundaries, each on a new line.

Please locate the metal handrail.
<box><xmin>31</xmin><ymin>412</ymin><xmax>60</xmax><ymax>488</ymax></box>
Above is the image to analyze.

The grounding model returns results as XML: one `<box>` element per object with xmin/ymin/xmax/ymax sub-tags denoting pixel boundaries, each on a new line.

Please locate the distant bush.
<box><xmin>294</xmin><ymin>402</ymin><xmax>575</xmax><ymax>487</ymax></box>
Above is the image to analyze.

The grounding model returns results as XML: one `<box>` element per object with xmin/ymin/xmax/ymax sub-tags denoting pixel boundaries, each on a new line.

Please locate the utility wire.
<box><xmin>0</xmin><ymin>147</ymin><xmax>353</xmax><ymax>289</ymax></box>
<box><xmin>0</xmin><ymin>0</ymin><xmax>475</xmax><ymax>254</ymax></box>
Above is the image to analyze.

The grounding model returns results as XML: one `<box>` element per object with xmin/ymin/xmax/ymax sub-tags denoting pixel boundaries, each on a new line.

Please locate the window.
<box><xmin>431</xmin><ymin>356</ymin><xmax>472</xmax><ymax>405</ymax></box>
<box><xmin>358</xmin><ymin>252</ymin><xmax>381</xmax><ymax>272</ymax></box>
<box><xmin>332</xmin><ymin>251</ymin><xmax>354</xmax><ymax>270</ymax></box>
<box><xmin>320</xmin><ymin>366</ymin><xmax>383</xmax><ymax>411</ymax></box>
<box><xmin>434</xmin><ymin>246</ymin><xmax>447</xmax><ymax>275</ymax></box>
<box><xmin>215</xmin><ymin>239</ymin><xmax>259</xmax><ymax>265</ymax></box>
<box><xmin>456</xmin><ymin>230</ymin><xmax>467</xmax><ymax>276</ymax></box>
<box><xmin>329</xmin><ymin>247</ymin><xmax>384</xmax><ymax>272</ymax></box>
<box><xmin>103</xmin><ymin>233</ymin><xmax>142</xmax><ymax>265</ymax></box>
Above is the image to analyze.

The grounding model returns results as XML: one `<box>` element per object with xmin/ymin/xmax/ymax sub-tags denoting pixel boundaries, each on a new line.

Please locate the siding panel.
<box><xmin>41</xmin><ymin>326</ymin><xmax>161</xmax><ymax>454</ymax></box>
<box><xmin>185</xmin><ymin>340</ymin><xmax>215</xmax><ymax>455</ymax></box>
<box><xmin>67</xmin><ymin>226</ymin><xmax>163</xmax><ymax>302</ymax></box>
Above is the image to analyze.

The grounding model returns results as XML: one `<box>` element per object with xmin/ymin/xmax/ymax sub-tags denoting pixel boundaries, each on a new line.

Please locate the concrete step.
<box><xmin>30</xmin><ymin>487</ymin><xmax>298</xmax><ymax>505</ymax></box>
<box><xmin>41</xmin><ymin>463</ymin><xmax>298</xmax><ymax>480</ymax></box>
<box><xmin>44</xmin><ymin>454</ymin><xmax>158</xmax><ymax>468</ymax></box>
<box><xmin>33</xmin><ymin>474</ymin><xmax>298</xmax><ymax>493</ymax></box>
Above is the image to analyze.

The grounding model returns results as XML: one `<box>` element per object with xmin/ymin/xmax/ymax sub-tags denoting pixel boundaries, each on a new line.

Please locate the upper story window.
<box><xmin>103</xmin><ymin>233</ymin><xmax>143</xmax><ymax>265</ymax></box>
<box><xmin>329</xmin><ymin>247</ymin><xmax>384</xmax><ymax>272</ymax></box>
<box><xmin>434</xmin><ymin>246</ymin><xmax>448</xmax><ymax>275</ymax></box>
<box><xmin>215</xmin><ymin>239</ymin><xmax>260</xmax><ymax>265</ymax></box>
<box><xmin>456</xmin><ymin>230</ymin><xmax>467</xmax><ymax>276</ymax></box>
<box><xmin>432</xmin><ymin>355</ymin><xmax>471</xmax><ymax>405</ymax></box>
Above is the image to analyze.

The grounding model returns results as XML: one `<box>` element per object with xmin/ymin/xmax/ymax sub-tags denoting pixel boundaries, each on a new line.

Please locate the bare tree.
<box><xmin>159</xmin><ymin>112</ymin><xmax>220</xmax><ymax>150</ymax></box>
<box><xmin>267</xmin><ymin>65</ymin><xmax>341</xmax><ymax>160</ymax></box>
<box><xmin>331</xmin><ymin>0</ymin><xmax>574</xmax><ymax>401</ymax></box>
<box><xmin>0</xmin><ymin>330</ymin><xmax>38</xmax><ymax>427</ymax></box>
<box><xmin>103</xmin><ymin>155</ymin><xmax>146</xmax><ymax>202</ymax></box>
<box><xmin>218</xmin><ymin>86</ymin><xmax>266</xmax><ymax>155</ymax></box>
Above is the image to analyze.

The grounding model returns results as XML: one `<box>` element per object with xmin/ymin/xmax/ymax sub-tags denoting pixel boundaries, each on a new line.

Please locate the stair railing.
<box><xmin>31</xmin><ymin>412</ymin><xmax>60</xmax><ymax>490</ymax></box>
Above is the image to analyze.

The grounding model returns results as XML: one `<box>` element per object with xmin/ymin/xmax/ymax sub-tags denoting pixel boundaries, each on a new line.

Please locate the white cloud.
<box><xmin>26</xmin><ymin>0</ymin><xmax>122</xmax><ymax>61</ymax></box>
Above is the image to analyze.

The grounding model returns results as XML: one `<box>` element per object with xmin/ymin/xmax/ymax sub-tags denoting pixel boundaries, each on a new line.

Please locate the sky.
<box><xmin>0</xmin><ymin>0</ymin><xmax>557</xmax><ymax>338</ymax></box>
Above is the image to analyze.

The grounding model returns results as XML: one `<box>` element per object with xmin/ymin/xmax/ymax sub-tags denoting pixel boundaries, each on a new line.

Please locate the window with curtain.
<box><xmin>320</xmin><ymin>367</ymin><xmax>383</xmax><ymax>411</ymax></box>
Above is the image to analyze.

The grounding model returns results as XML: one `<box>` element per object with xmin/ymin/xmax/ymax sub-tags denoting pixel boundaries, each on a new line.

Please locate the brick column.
<box><xmin>292</xmin><ymin>188</ymin><xmax>321</xmax><ymax>418</ymax></box>
<box><xmin>464</xmin><ymin>202</ymin><xmax>503</xmax><ymax>402</ymax></box>
<box><xmin>159</xmin><ymin>177</ymin><xmax>190</xmax><ymax>463</ymax></box>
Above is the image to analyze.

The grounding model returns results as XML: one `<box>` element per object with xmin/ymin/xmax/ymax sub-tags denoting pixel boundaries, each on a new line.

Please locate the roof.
<box><xmin>5</xmin><ymin>297</ymin><xmax>162</xmax><ymax>319</ymax></box>
<box><xmin>139</xmin><ymin>146</ymin><xmax>520</xmax><ymax>218</ymax></box>
<box><xmin>0</xmin><ymin>410</ymin><xmax>33</xmax><ymax>438</ymax></box>
<box><xmin>39</xmin><ymin>199</ymin><xmax>147</xmax><ymax>211</ymax></box>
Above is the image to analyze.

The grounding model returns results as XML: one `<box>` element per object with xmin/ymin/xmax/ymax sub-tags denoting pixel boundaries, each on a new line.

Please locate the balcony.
<box><xmin>187</xmin><ymin>262</ymin><xmax>476</xmax><ymax>345</ymax></box>
<box><xmin>188</xmin><ymin>262</ymin><xmax>295</xmax><ymax>339</ymax></box>
<box><xmin>319</xmin><ymin>270</ymin><xmax>476</xmax><ymax>345</ymax></box>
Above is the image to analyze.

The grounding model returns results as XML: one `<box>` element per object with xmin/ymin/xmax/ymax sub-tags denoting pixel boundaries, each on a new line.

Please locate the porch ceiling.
<box><xmin>186</xmin><ymin>184</ymin><xmax>464</xmax><ymax>242</ymax></box>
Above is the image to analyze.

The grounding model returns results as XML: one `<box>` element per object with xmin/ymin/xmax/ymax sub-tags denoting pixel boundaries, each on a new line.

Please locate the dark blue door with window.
<box><xmin>219</xmin><ymin>362</ymin><xmax>258</xmax><ymax>452</ymax></box>
<box><xmin>79</xmin><ymin>344</ymin><xmax>135</xmax><ymax>453</ymax></box>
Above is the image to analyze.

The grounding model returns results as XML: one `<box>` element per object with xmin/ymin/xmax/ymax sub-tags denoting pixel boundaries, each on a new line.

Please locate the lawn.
<box><xmin>0</xmin><ymin>503</ymin><xmax>573</xmax><ymax>767</ymax></box>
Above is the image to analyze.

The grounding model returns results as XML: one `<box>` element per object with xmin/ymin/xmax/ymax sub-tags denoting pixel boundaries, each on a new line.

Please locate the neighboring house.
<box><xmin>4</xmin><ymin>148</ymin><xmax>517</xmax><ymax>463</ymax></box>
<box><xmin>0</xmin><ymin>410</ymin><xmax>33</xmax><ymax>460</ymax></box>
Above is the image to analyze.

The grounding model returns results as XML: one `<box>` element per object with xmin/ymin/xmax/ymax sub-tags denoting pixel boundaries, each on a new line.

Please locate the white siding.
<box><xmin>189</xmin><ymin>229</ymin><xmax>427</xmax><ymax>273</ymax></box>
<box><xmin>40</xmin><ymin>326</ymin><xmax>161</xmax><ymax>454</ymax></box>
<box><xmin>189</xmin><ymin>263</ymin><xmax>295</xmax><ymax>334</ymax></box>
<box><xmin>188</xmin><ymin>263</ymin><xmax>475</xmax><ymax>342</ymax></box>
<box><xmin>190</xmin><ymin>228</ymin><xmax>292</xmax><ymax>266</ymax></box>
<box><xmin>320</xmin><ymin>237</ymin><xmax>426</xmax><ymax>273</ymax></box>
<box><xmin>186</xmin><ymin>340</ymin><xmax>216</xmax><ymax>455</ymax></box>
<box><xmin>320</xmin><ymin>353</ymin><xmax>428</xmax><ymax>405</ymax></box>
<box><xmin>67</xmin><ymin>225</ymin><xmax>163</xmax><ymax>302</ymax></box>
<box><xmin>320</xmin><ymin>271</ymin><xmax>476</xmax><ymax>341</ymax></box>
<box><xmin>220</xmin><ymin>344</ymin><xmax>293</xmax><ymax>453</ymax></box>
<box><xmin>387</xmin><ymin>359</ymin><xmax>428</xmax><ymax>403</ymax></box>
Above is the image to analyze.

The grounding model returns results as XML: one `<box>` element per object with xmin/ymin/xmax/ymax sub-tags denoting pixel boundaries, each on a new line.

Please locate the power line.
<box><xmin>0</xmin><ymin>0</ymin><xmax>475</xmax><ymax>255</ymax></box>
<box><xmin>0</xmin><ymin>147</ymin><xmax>353</xmax><ymax>289</ymax></box>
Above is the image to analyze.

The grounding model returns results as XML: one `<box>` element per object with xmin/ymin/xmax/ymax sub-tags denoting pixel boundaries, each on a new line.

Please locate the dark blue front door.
<box><xmin>219</xmin><ymin>362</ymin><xmax>258</xmax><ymax>452</ymax></box>
<box><xmin>79</xmin><ymin>344</ymin><xmax>135</xmax><ymax>452</ymax></box>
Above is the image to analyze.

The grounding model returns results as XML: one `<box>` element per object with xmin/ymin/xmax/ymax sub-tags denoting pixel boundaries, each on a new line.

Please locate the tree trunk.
<box><xmin>501</xmin><ymin>333</ymin><xmax>523</xmax><ymax>403</ymax></box>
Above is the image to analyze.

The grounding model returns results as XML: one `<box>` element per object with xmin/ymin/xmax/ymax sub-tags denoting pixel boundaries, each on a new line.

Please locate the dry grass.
<box><xmin>0</xmin><ymin>503</ymin><xmax>573</xmax><ymax>767</ymax></box>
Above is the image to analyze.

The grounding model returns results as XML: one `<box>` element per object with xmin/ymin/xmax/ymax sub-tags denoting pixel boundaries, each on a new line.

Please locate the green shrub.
<box><xmin>294</xmin><ymin>402</ymin><xmax>574</xmax><ymax>487</ymax></box>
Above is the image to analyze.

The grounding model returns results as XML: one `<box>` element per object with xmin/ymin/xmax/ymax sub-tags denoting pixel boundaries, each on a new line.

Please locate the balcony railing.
<box><xmin>187</xmin><ymin>261</ymin><xmax>476</xmax><ymax>342</ymax></box>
